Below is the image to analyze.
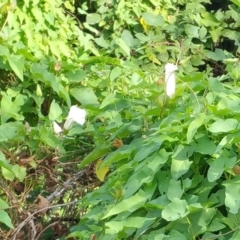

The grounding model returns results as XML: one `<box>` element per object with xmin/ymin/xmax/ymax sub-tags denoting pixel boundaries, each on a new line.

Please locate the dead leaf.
<box><xmin>19</xmin><ymin>155</ymin><xmax>35</xmax><ymax>166</ymax></box>
<box><xmin>54</xmin><ymin>61</ymin><xmax>61</xmax><ymax>72</ymax></box>
<box><xmin>112</xmin><ymin>139</ymin><xmax>123</xmax><ymax>148</ymax></box>
<box><xmin>90</xmin><ymin>234</ymin><xmax>96</xmax><ymax>240</ymax></box>
<box><xmin>95</xmin><ymin>159</ymin><xmax>109</xmax><ymax>182</ymax></box>
<box><xmin>34</xmin><ymin>195</ymin><xmax>49</xmax><ymax>214</ymax></box>
<box><xmin>233</xmin><ymin>165</ymin><xmax>240</xmax><ymax>175</ymax></box>
<box><xmin>156</xmin><ymin>78</ymin><xmax>164</xmax><ymax>85</ymax></box>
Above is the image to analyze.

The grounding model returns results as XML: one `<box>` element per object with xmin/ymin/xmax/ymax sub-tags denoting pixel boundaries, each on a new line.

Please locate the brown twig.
<box><xmin>11</xmin><ymin>200</ymin><xmax>78</xmax><ymax>240</ymax></box>
<box><xmin>35</xmin><ymin>221</ymin><xmax>58</xmax><ymax>240</ymax></box>
<box><xmin>46</xmin><ymin>168</ymin><xmax>86</xmax><ymax>202</ymax></box>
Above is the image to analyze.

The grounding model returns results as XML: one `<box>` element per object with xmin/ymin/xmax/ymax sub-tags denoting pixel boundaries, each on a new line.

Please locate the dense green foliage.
<box><xmin>1</xmin><ymin>0</ymin><xmax>240</xmax><ymax>239</ymax></box>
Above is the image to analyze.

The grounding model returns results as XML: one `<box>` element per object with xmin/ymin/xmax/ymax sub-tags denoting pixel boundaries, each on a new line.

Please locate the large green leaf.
<box><xmin>78</xmin><ymin>144</ymin><xmax>111</xmax><ymax>169</ymax></box>
<box><xmin>0</xmin><ymin>199</ymin><xmax>9</xmax><ymax>210</ymax></box>
<box><xmin>65</xmin><ymin>69</ymin><xmax>86</xmax><ymax>82</ymax></box>
<box><xmin>0</xmin><ymin>210</ymin><xmax>14</xmax><ymax>228</ymax></box>
<box><xmin>142</xmin><ymin>12</ymin><xmax>164</xmax><ymax>26</ymax></box>
<box><xmin>70</xmin><ymin>87</ymin><xmax>99</xmax><ymax>106</ymax></box>
<box><xmin>103</xmin><ymin>190</ymin><xmax>150</xmax><ymax>219</ymax></box>
<box><xmin>208</xmin><ymin>119</ymin><xmax>238</xmax><ymax>133</ymax></box>
<box><xmin>7</xmin><ymin>55</ymin><xmax>24</xmax><ymax>81</ymax></box>
<box><xmin>187</xmin><ymin>113</ymin><xmax>205</xmax><ymax>143</ymax></box>
<box><xmin>167</xmin><ymin>179</ymin><xmax>183</xmax><ymax>201</ymax></box>
<box><xmin>162</xmin><ymin>199</ymin><xmax>189</xmax><ymax>221</ymax></box>
<box><xmin>48</xmin><ymin>100</ymin><xmax>62</xmax><ymax>121</ymax></box>
<box><xmin>223</xmin><ymin>177</ymin><xmax>240</xmax><ymax>214</ymax></box>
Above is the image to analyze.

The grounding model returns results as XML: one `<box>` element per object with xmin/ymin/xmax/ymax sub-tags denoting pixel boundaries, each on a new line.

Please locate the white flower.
<box><xmin>165</xmin><ymin>63</ymin><xmax>178</xmax><ymax>98</ymax></box>
<box><xmin>52</xmin><ymin>122</ymin><xmax>63</xmax><ymax>134</ymax></box>
<box><xmin>63</xmin><ymin>106</ymin><xmax>87</xmax><ymax>130</ymax></box>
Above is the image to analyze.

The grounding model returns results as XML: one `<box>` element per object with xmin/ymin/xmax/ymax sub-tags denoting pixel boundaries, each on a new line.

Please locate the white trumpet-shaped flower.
<box><xmin>165</xmin><ymin>63</ymin><xmax>178</xmax><ymax>98</ymax></box>
<box><xmin>63</xmin><ymin>106</ymin><xmax>87</xmax><ymax>130</ymax></box>
<box><xmin>52</xmin><ymin>122</ymin><xmax>63</xmax><ymax>134</ymax></box>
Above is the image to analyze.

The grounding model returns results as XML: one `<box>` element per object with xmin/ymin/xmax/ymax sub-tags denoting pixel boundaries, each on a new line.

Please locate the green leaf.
<box><xmin>194</xmin><ymin>135</ymin><xmax>216</xmax><ymax>155</ymax></box>
<box><xmin>110</xmin><ymin>67</ymin><xmax>122</xmax><ymax>82</ymax></box>
<box><xmin>167</xmin><ymin>179</ymin><xmax>183</xmax><ymax>201</ymax></box>
<box><xmin>0</xmin><ymin>44</ymin><xmax>9</xmax><ymax>56</ymax></box>
<box><xmin>0</xmin><ymin>122</ymin><xmax>26</xmax><ymax>142</ymax></box>
<box><xmin>171</xmin><ymin>159</ymin><xmax>192</xmax><ymax>180</ymax></box>
<box><xmin>101</xmin><ymin>145</ymin><xmax>135</xmax><ymax>167</ymax></box>
<box><xmin>187</xmin><ymin>113</ymin><xmax>205</xmax><ymax>143</ymax></box>
<box><xmin>133</xmin><ymin>142</ymin><xmax>162</xmax><ymax>162</ymax></box>
<box><xmin>115</xmin><ymin>38</ymin><xmax>131</xmax><ymax>57</ymax></box>
<box><xmin>125</xmin><ymin>166</ymin><xmax>154</xmax><ymax>198</ymax></box>
<box><xmin>12</xmin><ymin>165</ymin><xmax>26</xmax><ymax>182</ymax></box>
<box><xmin>230</xmin><ymin>231</ymin><xmax>240</xmax><ymax>240</ymax></box>
<box><xmin>171</xmin><ymin>145</ymin><xmax>193</xmax><ymax>180</ymax></box>
<box><xmin>0</xmin><ymin>151</ymin><xmax>14</xmax><ymax>172</ymax></box>
<box><xmin>0</xmin><ymin>210</ymin><xmax>14</xmax><ymax>228</ymax></box>
<box><xmin>0</xmin><ymin>199</ymin><xmax>9</xmax><ymax>210</ymax></box>
<box><xmin>210</xmin><ymin>27</ymin><xmax>223</xmax><ymax>43</ymax></box>
<box><xmin>208</xmin><ymin>155</ymin><xmax>235</xmax><ymax>182</ymax></box>
<box><xmin>223</xmin><ymin>177</ymin><xmax>240</xmax><ymax>214</ymax></box>
<box><xmin>142</xmin><ymin>12</ymin><xmax>164</xmax><ymax>26</ymax></box>
<box><xmin>121</xmin><ymin>30</ymin><xmax>134</xmax><ymax>47</ymax></box>
<box><xmin>205</xmin><ymin>49</ymin><xmax>226</xmax><ymax>61</ymax></box>
<box><xmin>70</xmin><ymin>87</ymin><xmax>99</xmax><ymax>106</ymax></box>
<box><xmin>162</xmin><ymin>199</ymin><xmax>189</xmax><ymax>221</ymax></box>
<box><xmin>199</xmin><ymin>27</ymin><xmax>207</xmax><ymax>39</ymax></box>
<box><xmin>208</xmin><ymin>119</ymin><xmax>238</xmax><ymax>133</ymax></box>
<box><xmin>7</xmin><ymin>55</ymin><xmax>24</xmax><ymax>81</ymax></box>
<box><xmin>231</xmin><ymin>0</ymin><xmax>240</xmax><ymax>7</ymax></box>
<box><xmin>100</xmin><ymin>93</ymin><xmax>116</xmax><ymax>109</ymax></box>
<box><xmin>40</xmin><ymin>127</ymin><xmax>64</xmax><ymax>153</ymax></box>
<box><xmin>201</xmin><ymin>12</ymin><xmax>220</xmax><ymax>27</ymax></box>
<box><xmin>2</xmin><ymin>167</ymin><xmax>15</xmax><ymax>181</ymax></box>
<box><xmin>169</xmin><ymin>230</ymin><xmax>187</xmax><ymax>240</ymax></box>
<box><xmin>86</xmin><ymin>13</ymin><xmax>101</xmax><ymax>25</ymax></box>
<box><xmin>49</xmin><ymin>100</ymin><xmax>62</xmax><ymax>121</ymax></box>
<box><xmin>78</xmin><ymin>144</ymin><xmax>111</xmax><ymax>169</ymax></box>
<box><xmin>65</xmin><ymin>69</ymin><xmax>86</xmax><ymax>82</ymax></box>
<box><xmin>184</xmin><ymin>24</ymin><xmax>199</xmax><ymax>38</ymax></box>
<box><xmin>215</xmin><ymin>135</ymin><xmax>233</xmax><ymax>153</ymax></box>
<box><xmin>103</xmin><ymin>190</ymin><xmax>149</xmax><ymax>219</ymax></box>
<box><xmin>105</xmin><ymin>217</ymin><xmax>155</xmax><ymax>234</ymax></box>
